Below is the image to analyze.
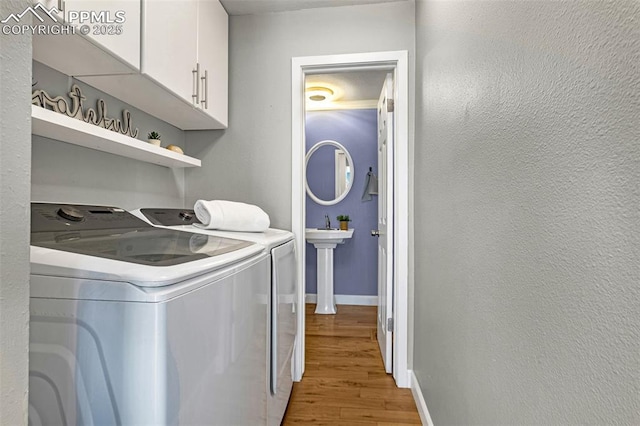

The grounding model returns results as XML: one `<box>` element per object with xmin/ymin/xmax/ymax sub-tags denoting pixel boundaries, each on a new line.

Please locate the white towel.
<box><xmin>193</xmin><ymin>200</ymin><xmax>270</xmax><ymax>232</ymax></box>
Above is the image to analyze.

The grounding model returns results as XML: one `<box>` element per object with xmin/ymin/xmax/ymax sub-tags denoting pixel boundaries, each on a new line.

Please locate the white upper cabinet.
<box><xmin>33</xmin><ymin>0</ymin><xmax>140</xmax><ymax>75</ymax></box>
<box><xmin>38</xmin><ymin>0</ymin><xmax>65</xmax><ymax>21</ymax></box>
<box><xmin>67</xmin><ymin>0</ymin><xmax>141</xmax><ymax>70</ymax></box>
<box><xmin>32</xmin><ymin>0</ymin><xmax>228</xmax><ymax>130</ymax></box>
<box><xmin>138</xmin><ymin>0</ymin><xmax>228</xmax><ymax>127</ymax></box>
<box><xmin>141</xmin><ymin>0</ymin><xmax>198</xmax><ymax>105</ymax></box>
<box><xmin>196</xmin><ymin>0</ymin><xmax>229</xmax><ymax>126</ymax></box>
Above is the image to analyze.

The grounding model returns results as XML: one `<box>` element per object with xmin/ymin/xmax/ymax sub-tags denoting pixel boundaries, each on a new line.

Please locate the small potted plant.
<box><xmin>147</xmin><ymin>131</ymin><xmax>161</xmax><ymax>146</ymax></box>
<box><xmin>337</xmin><ymin>215</ymin><xmax>351</xmax><ymax>231</ymax></box>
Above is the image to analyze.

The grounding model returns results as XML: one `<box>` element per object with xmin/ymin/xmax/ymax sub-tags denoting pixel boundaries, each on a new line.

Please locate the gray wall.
<box><xmin>32</xmin><ymin>62</ymin><xmax>187</xmax><ymax>210</ymax></box>
<box><xmin>185</xmin><ymin>0</ymin><xmax>415</xmax><ymax>229</ymax></box>
<box><xmin>413</xmin><ymin>1</ymin><xmax>640</xmax><ymax>424</ymax></box>
<box><xmin>0</xmin><ymin>1</ymin><xmax>31</xmax><ymax>423</ymax></box>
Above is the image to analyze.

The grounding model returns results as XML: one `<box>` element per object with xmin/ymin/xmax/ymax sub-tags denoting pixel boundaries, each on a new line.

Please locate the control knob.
<box><xmin>179</xmin><ymin>211</ymin><xmax>194</xmax><ymax>221</ymax></box>
<box><xmin>57</xmin><ymin>206</ymin><xmax>84</xmax><ymax>222</ymax></box>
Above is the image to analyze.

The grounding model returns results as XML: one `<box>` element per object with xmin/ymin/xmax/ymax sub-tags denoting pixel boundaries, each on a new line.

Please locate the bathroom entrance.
<box><xmin>292</xmin><ymin>51</ymin><xmax>410</xmax><ymax>388</ymax></box>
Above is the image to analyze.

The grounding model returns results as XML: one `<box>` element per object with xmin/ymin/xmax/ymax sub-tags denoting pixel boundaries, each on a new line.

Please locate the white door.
<box><xmin>197</xmin><ymin>0</ymin><xmax>229</xmax><ymax>125</ymax></box>
<box><xmin>65</xmin><ymin>0</ymin><xmax>141</xmax><ymax>70</ymax></box>
<box><xmin>142</xmin><ymin>0</ymin><xmax>198</xmax><ymax>104</ymax></box>
<box><xmin>376</xmin><ymin>73</ymin><xmax>394</xmax><ymax>373</ymax></box>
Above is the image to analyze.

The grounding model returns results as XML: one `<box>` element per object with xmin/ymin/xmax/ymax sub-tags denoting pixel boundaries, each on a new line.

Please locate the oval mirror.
<box><xmin>305</xmin><ymin>140</ymin><xmax>354</xmax><ymax>206</ymax></box>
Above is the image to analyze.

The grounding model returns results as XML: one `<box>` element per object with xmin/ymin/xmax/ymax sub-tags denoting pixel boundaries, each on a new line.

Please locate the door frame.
<box><xmin>291</xmin><ymin>50</ymin><xmax>410</xmax><ymax>387</ymax></box>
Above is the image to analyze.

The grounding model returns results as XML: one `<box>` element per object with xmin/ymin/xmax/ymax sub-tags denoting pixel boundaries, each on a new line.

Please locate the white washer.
<box><xmin>131</xmin><ymin>208</ymin><xmax>297</xmax><ymax>426</ymax></box>
<box><xmin>30</xmin><ymin>203</ymin><xmax>270</xmax><ymax>425</ymax></box>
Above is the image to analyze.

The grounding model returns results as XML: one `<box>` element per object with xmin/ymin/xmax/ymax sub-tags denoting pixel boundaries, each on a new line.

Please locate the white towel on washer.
<box><xmin>193</xmin><ymin>200</ymin><xmax>270</xmax><ymax>232</ymax></box>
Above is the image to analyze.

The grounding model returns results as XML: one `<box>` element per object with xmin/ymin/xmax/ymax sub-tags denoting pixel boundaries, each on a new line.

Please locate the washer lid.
<box><xmin>32</xmin><ymin>227</ymin><xmax>253</xmax><ymax>267</ymax></box>
<box><xmin>31</xmin><ymin>203</ymin><xmax>252</xmax><ymax>267</ymax></box>
<box><xmin>31</xmin><ymin>243</ymin><xmax>265</xmax><ymax>288</ymax></box>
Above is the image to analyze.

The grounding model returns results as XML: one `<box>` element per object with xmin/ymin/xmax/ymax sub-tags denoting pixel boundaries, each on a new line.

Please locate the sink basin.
<box><xmin>305</xmin><ymin>228</ymin><xmax>354</xmax><ymax>246</ymax></box>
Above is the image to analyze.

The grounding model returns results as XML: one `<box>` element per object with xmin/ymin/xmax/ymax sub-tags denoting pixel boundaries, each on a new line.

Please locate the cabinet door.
<box><xmin>38</xmin><ymin>0</ymin><xmax>65</xmax><ymax>21</ymax></box>
<box><xmin>142</xmin><ymin>0</ymin><xmax>198</xmax><ymax>104</ymax></box>
<box><xmin>197</xmin><ymin>0</ymin><xmax>228</xmax><ymax>126</ymax></box>
<box><xmin>64</xmin><ymin>0</ymin><xmax>140</xmax><ymax>70</ymax></box>
<box><xmin>33</xmin><ymin>0</ymin><xmax>139</xmax><ymax>75</ymax></box>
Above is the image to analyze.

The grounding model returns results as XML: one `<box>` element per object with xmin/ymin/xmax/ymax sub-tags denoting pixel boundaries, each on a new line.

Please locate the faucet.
<box><xmin>324</xmin><ymin>214</ymin><xmax>331</xmax><ymax>229</ymax></box>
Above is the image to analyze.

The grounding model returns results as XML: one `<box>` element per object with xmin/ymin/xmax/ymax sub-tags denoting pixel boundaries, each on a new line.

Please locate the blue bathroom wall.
<box><xmin>305</xmin><ymin>109</ymin><xmax>378</xmax><ymax>297</ymax></box>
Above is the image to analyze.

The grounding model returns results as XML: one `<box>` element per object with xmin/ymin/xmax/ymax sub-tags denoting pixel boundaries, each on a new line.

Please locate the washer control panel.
<box><xmin>32</xmin><ymin>203</ymin><xmax>148</xmax><ymax>232</ymax></box>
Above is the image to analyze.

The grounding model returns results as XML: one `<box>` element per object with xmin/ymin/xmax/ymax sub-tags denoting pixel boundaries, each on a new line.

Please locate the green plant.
<box><xmin>148</xmin><ymin>131</ymin><xmax>161</xmax><ymax>139</ymax></box>
<box><xmin>336</xmin><ymin>215</ymin><xmax>351</xmax><ymax>222</ymax></box>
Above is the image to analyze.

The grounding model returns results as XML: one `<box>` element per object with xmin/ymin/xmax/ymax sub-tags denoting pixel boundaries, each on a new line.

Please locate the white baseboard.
<box><xmin>410</xmin><ymin>370</ymin><xmax>434</xmax><ymax>426</ymax></box>
<box><xmin>305</xmin><ymin>294</ymin><xmax>378</xmax><ymax>306</ymax></box>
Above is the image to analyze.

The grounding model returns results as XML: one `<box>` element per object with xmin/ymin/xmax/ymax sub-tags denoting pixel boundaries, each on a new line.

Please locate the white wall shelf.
<box><xmin>31</xmin><ymin>106</ymin><xmax>201</xmax><ymax>169</ymax></box>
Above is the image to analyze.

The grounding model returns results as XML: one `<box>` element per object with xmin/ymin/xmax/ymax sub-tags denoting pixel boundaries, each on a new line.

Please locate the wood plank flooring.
<box><xmin>282</xmin><ymin>304</ymin><xmax>421</xmax><ymax>425</ymax></box>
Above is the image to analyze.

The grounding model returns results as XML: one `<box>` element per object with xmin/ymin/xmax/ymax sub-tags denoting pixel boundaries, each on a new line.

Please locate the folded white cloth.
<box><xmin>193</xmin><ymin>200</ymin><xmax>270</xmax><ymax>232</ymax></box>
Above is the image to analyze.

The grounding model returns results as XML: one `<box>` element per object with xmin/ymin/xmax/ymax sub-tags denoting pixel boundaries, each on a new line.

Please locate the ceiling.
<box><xmin>219</xmin><ymin>0</ymin><xmax>407</xmax><ymax>16</ymax></box>
<box><xmin>305</xmin><ymin>70</ymin><xmax>388</xmax><ymax>110</ymax></box>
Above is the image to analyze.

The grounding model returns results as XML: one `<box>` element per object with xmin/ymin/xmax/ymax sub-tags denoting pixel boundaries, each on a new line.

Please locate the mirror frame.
<box><xmin>305</xmin><ymin>140</ymin><xmax>355</xmax><ymax>206</ymax></box>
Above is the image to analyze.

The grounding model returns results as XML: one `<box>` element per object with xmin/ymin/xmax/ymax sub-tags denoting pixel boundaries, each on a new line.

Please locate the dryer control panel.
<box><xmin>140</xmin><ymin>208</ymin><xmax>202</xmax><ymax>226</ymax></box>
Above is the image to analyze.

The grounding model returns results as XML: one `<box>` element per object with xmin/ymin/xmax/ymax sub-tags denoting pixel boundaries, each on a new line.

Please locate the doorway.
<box><xmin>291</xmin><ymin>51</ymin><xmax>410</xmax><ymax>388</ymax></box>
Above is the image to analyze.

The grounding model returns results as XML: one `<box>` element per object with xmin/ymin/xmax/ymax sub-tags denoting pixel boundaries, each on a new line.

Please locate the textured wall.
<box><xmin>31</xmin><ymin>62</ymin><xmax>187</xmax><ymax>210</ymax></box>
<box><xmin>305</xmin><ymin>110</ymin><xmax>378</xmax><ymax>296</ymax></box>
<box><xmin>413</xmin><ymin>1</ymin><xmax>640</xmax><ymax>424</ymax></box>
<box><xmin>185</xmin><ymin>1</ymin><xmax>415</xmax><ymax>229</ymax></box>
<box><xmin>0</xmin><ymin>1</ymin><xmax>32</xmax><ymax>423</ymax></box>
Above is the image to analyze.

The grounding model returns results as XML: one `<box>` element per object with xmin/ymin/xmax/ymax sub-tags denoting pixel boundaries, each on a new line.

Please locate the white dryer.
<box><xmin>131</xmin><ymin>208</ymin><xmax>297</xmax><ymax>426</ymax></box>
<box><xmin>29</xmin><ymin>203</ymin><xmax>270</xmax><ymax>425</ymax></box>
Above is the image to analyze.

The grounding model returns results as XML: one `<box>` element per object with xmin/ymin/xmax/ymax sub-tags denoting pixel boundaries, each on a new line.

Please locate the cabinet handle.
<box><xmin>192</xmin><ymin>63</ymin><xmax>200</xmax><ymax>105</ymax></box>
<box><xmin>58</xmin><ymin>0</ymin><xmax>65</xmax><ymax>21</ymax></box>
<box><xmin>201</xmin><ymin>70</ymin><xmax>208</xmax><ymax>109</ymax></box>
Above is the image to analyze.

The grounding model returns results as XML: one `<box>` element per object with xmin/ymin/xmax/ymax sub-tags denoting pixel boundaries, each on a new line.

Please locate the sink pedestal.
<box><xmin>315</xmin><ymin>242</ymin><xmax>338</xmax><ymax>314</ymax></box>
<box><xmin>305</xmin><ymin>228</ymin><xmax>354</xmax><ymax>315</ymax></box>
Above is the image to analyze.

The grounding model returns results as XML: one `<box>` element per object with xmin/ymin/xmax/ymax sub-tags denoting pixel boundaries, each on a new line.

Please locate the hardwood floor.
<box><xmin>282</xmin><ymin>304</ymin><xmax>421</xmax><ymax>425</ymax></box>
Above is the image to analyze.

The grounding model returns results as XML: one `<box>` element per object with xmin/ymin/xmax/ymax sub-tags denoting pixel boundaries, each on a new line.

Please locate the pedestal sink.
<box><xmin>305</xmin><ymin>228</ymin><xmax>354</xmax><ymax>314</ymax></box>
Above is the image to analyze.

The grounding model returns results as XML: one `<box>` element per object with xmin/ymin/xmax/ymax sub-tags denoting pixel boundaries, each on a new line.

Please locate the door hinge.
<box><xmin>387</xmin><ymin>99</ymin><xmax>394</xmax><ymax>113</ymax></box>
<box><xmin>387</xmin><ymin>317</ymin><xmax>394</xmax><ymax>332</ymax></box>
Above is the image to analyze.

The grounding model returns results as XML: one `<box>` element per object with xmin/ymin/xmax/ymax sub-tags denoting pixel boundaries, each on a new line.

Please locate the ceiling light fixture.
<box><xmin>306</xmin><ymin>86</ymin><xmax>334</xmax><ymax>102</ymax></box>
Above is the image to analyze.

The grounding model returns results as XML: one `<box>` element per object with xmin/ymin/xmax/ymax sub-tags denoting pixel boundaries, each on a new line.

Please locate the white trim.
<box><xmin>292</xmin><ymin>57</ymin><xmax>306</xmax><ymax>382</ymax></box>
<box><xmin>305</xmin><ymin>294</ymin><xmax>378</xmax><ymax>306</ymax></box>
<box><xmin>292</xmin><ymin>50</ymin><xmax>410</xmax><ymax>388</ymax></box>
<box><xmin>307</xmin><ymin>99</ymin><xmax>378</xmax><ymax>111</ymax></box>
<box><xmin>410</xmin><ymin>370</ymin><xmax>435</xmax><ymax>426</ymax></box>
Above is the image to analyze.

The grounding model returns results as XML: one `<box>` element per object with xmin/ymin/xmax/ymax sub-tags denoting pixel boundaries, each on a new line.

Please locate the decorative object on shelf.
<box><xmin>166</xmin><ymin>145</ymin><xmax>184</xmax><ymax>155</ymax></box>
<box><xmin>32</xmin><ymin>84</ymin><xmax>139</xmax><ymax>138</ymax></box>
<box><xmin>147</xmin><ymin>131</ymin><xmax>161</xmax><ymax>146</ymax></box>
<box><xmin>337</xmin><ymin>215</ymin><xmax>351</xmax><ymax>231</ymax></box>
